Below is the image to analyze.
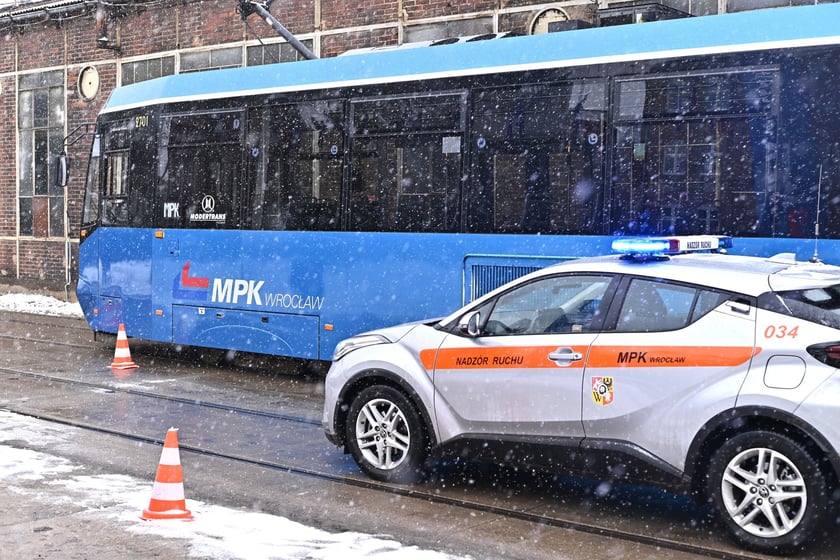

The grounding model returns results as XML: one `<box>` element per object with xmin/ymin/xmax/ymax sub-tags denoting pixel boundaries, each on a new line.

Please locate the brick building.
<box><xmin>0</xmin><ymin>0</ymin><xmax>833</xmax><ymax>288</ymax></box>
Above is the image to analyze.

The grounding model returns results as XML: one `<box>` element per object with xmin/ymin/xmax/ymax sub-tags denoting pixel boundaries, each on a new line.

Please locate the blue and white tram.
<box><xmin>77</xmin><ymin>4</ymin><xmax>840</xmax><ymax>361</ymax></box>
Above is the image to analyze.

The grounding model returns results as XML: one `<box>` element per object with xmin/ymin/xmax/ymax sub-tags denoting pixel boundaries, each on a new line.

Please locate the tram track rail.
<box><xmin>0</xmin><ymin>367</ymin><xmax>769</xmax><ymax>560</ymax></box>
<box><xmin>2</xmin><ymin>403</ymin><xmax>767</xmax><ymax>560</ymax></box>
<box><xmin>0</xmin><ymin>333</ymin><xmax>101</xmax><ymax>352</ymax></box>
<box><xmin>0</xmin><ymin>311</ymin><xmax>88</xmax><ymax>330</ymax></box>
<box><xmin>0</xmin><ymin>311</ymin><xmax>327</xmax><ymax>377</ymax></box>
<box><xmin>0</xmin><ymin>365</ymin><xmax>319</xmax><ymax>427</ymax></box>
<box><xmin>0</xmin><ymin>311</ymin><xmax>777</xmax><ymax>559</ymax></box>
<box><xmin>0</xmin><ymin>313</ymin><xmax>95</xmax><ymax>349</ymax></box>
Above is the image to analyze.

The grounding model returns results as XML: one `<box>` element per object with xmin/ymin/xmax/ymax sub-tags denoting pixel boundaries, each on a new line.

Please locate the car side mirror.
<box><xmin>458</xmin><ymin>311</ymin><xmax>481</xmax><ymax>337</ymax></box>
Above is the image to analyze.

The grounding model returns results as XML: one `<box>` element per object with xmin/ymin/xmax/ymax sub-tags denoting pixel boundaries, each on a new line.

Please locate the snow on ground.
<box><xmin>0</xmin><ymin>298</ymin><xmax>470</xmax><ymax>559</ymax></box>
<box><xmin>0</xmin><ymin>292</ymin><xmax>84</xmax><ymax>318</ymax></box>
<box><xmin>0</xmin><ymin>411</ymin><xmax>468</xmax><ymax>559</ymax></box>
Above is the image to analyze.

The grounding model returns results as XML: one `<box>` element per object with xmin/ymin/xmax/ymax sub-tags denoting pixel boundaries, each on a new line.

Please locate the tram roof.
<box><xmin>103</xmin><ymin>3</ymin><xmax>840</xmax><ymax>115</ymax></box>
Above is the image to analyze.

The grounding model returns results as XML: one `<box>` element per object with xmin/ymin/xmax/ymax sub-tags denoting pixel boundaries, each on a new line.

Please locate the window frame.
<box><xmin>607</xmin><ymin>275</ymin><xmax>735</xmax><ymax>333</ymax></box>
<box><xmin>17</xmin><ymin>70</ymin><xmax>65</xmax><ymax>238</ymax></box>
<box><xmin>456</xmin><ymin>272</ymin><xmax>619</xmax><ymax>337</ymax></box>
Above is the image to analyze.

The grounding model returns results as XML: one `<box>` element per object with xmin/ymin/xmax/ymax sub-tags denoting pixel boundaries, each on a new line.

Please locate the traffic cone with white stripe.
<box><xmin>141</xmin><ymin>427</ymin><xmax>193</xmax><ymax>521</ymax></box>
<box><xmin>110</xmin><ymin>323</ymin><xmax>139</xmax><ymax>370</ymax></box>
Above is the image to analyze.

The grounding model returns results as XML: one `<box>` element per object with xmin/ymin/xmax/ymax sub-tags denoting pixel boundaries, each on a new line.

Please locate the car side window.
<box><xmin>482</xmin><ymin>275</ymin><xmax>613</xmax><ymax>336</ymax></box>
<box><xmin>615</xmin><ymin>278</ymin><xmax>726</xmax><ymax>333</ymax></box>
<box><xmin>692</xmin><ymin>289</ymin><xmax>731</xmax><ymax>321</ymax></box>
<box><xmin>760</xmin><ymin>284</ymin><xmax>840</xmax><ymax>330</ymax></box>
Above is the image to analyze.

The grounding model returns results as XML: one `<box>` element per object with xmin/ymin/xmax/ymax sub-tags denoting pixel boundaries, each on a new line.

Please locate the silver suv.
<box><xmin>323</xmin><ymin>237</ymin><xmax>840</xmax><ymax>554</ymax></box>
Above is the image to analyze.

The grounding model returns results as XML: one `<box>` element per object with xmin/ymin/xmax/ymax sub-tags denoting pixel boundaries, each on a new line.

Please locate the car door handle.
<box><xmin>548</xmin><ymin>347</ymin><xmax>583</xmax><ymax>365</ymax></box>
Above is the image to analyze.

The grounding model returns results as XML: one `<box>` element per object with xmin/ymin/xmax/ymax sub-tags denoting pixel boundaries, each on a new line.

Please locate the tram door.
<box><xmin>467</xmin><ymin>81</ymin><xmax>606</xmax><ymax>234</ymax></box>
<box><xmin>152</xmin><ymin>110</ymin><xmax>245</xmax><ymax>342</ymax></box>
<box><xmin>92</xmin><ymin>116</ymin><xmax>160</xmax><ymax>337</ymax></box>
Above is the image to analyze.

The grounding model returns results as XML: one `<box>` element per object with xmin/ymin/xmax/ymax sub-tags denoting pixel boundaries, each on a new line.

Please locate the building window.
<box><xmin>18</xmin><ymin>70</ymin><xmax>65</xmax><ymax>238</ymax></box>
<box><xmin>181</xmin><ymin>47</ymin><xmax>242</xmax><ymax>73</ymax></box>
<box><xmin>247</xmin><ymin>40</ymin><xmax>314</xmax><ymax>66</ymax></box>
<box><xmin>121</xmin><ymin>56</ymin><xmax>175</xmax><ymax>86</ymax></box>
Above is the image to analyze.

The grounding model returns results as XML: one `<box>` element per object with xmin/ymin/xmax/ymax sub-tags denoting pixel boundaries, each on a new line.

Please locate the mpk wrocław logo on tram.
<box><xmin>172</xmin><ymin>261</ymin><xmax>325</xmax><ymax>311</ymax></box>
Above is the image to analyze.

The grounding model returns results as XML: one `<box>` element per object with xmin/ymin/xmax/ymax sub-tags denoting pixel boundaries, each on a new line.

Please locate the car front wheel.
<box><xmin>345</xmin><ymin>384</ymin><xmax>428</xmax><ymax>484</ymax></box>
<box><xmin>708</xmin><ymin>430</ymin><xmax>831</xmax><ymax>554</ymax></box>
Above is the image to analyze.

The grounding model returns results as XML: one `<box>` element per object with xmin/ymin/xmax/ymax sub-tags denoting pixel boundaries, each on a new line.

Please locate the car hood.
<box><xmin>362</xmin><ymin>318</ymin><xmax>441</xmax><ymax>343</ymax></box>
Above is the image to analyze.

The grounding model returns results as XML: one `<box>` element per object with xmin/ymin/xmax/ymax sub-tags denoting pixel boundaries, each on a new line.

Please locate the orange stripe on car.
<box><xmin>420</xmin><ymin>345</ymin><xmax>760</xmax><ymax>371</ymax></box>
<box><xmin>420</xmin><ymin>346</ymin><xmax>578</xmax><ymax>370</ymax></box>
<box><xmin>585</xmin><ymin>346</ymin><xmax>760</xmax><ymax>368</ymax></box>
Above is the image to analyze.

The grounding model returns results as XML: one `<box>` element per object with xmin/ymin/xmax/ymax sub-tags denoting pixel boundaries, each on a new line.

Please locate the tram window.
<box><xmin>160</xmin><ymin>112</ymin><xmax>243</xmax><ymax>229</ymax></box>
<box><xmin>616</xmin><ymin>71</ymin><xmax>775</xmax><ymax>119</ymax></box>
<box><xmin>105</xmin><ymin>152</ymin><xmax>128</xmax><ymax>197</ymax></box>
<box><xmin>255</xmin><ymin>101</ymin><xmax>343</xmax><ymax>231</ymax></box>
<box><xmin>467</xmin><ymin>81</ymin><xmax>606</xmax><ymax>234</ymax></box>
<box><xmin>97</xmin><ymin>121</ymin><xmax>160</xmax><ymax>228</ymax></box>
<box><xmin>349</xmin><ymin>134</ymin><xmax>460</xmax><ymax>232</ymax></box>
<box><xmin>102</xmin><ymin>151</ymin><xmax>129</xmax><ymax>226</ymax></box>
<box><xmin>168</xmin><ymin>112</ymin><xmax>241</xmax><ymax>145</ymax></box>
<box><xmin>612</xmin><ymin>69</ymin><xmax>778</xmax><ymax>236</ymax></box>
<box><xmin>81</xmin><ymin>135</ymin><xmax>101</xmax><ymax>227</ymax></box>
<box><xmin>166</xmin><ymin>146</ymin><xmax>241</xmax><ymax>229</ymax></box>
<box><xmin>352</xmin><ymin>94</ymin><xmax>464</xmax><ymax>135</ymax></box>
<box><xmin>778</xmin><ymin>49</ymin><xmax>840</xmax><ymax>239</ymax></box>
<box><xmin>349</xmin><ymin>94</ymin><xmax>464</xmax><ymax>233</ymax></box>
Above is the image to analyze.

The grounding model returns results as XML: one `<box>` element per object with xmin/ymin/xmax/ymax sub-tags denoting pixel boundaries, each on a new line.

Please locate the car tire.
<box><xmin>345</xmin><ymin>384</ymin><xmax>428</xmax><ymax>484</ymax></box>
<box><xmin>707</xmin><ymin>430</ymin><xmax>831</xmax><ymax>554</ymax></box>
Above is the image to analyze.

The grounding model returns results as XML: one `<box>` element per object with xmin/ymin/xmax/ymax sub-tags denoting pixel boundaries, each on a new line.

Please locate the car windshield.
<box><xmin>762</xmin><ymin>284</ymin><xmax>840</xmax><ymax>330</ymax></box>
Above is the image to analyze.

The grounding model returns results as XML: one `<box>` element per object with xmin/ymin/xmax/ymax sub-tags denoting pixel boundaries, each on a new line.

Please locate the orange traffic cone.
<box><xmin>110</xmin><ymin>323</ymin><xmax>138</xmax><ymax>370</ymax></box>
<box><xmin>141</xmin><ymin>427</ymin><xmax>193</xmax><ymax>521</ymax></box>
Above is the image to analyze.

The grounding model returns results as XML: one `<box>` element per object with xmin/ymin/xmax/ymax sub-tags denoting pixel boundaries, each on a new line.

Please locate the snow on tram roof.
<box><xmin>103</xmin><ymin>4</ymin><xmax>840</xmax><ymax>114</ymax></box>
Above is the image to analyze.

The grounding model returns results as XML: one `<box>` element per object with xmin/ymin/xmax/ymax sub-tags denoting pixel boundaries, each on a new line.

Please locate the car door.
<box><xmin>581</xmin><ymin>276</ymin><xmax>757</xmax><ymax>473</ymax></box>
<box><xmin>431</xmin><ymin>273</ymin><xmax>617</xmax><ymax>439</ymax></box>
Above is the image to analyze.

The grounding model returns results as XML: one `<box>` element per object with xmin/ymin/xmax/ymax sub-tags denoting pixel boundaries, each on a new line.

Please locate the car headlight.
<box><xmin>332</xmin><ymin>334</ymin><xmax>391</xmax><ymax>361</ymax></box>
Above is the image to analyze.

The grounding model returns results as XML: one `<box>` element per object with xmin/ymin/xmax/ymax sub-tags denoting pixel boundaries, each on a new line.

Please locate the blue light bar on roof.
<box><xmin>611</xmin><ymin>238</ymin><xmax>671</xmax><ymax>255</ymax></box>
<box><xmin>611</xmin><ymin>235</ymin><xmax>732</xmax><ymax>256</ymax></box>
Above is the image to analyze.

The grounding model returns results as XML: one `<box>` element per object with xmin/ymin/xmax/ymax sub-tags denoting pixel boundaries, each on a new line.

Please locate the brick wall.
<box><xmin>18</xmin><ymin>240</ymin><xmax>66</xmax><ymax>281</ymax></box>
<box><xmin>321</xmin><ymin>0</ymin><xmax>398</xmax><ymax>29</ymax></box>
<box><xmin>0</xmin><ymin>240</ymin><xmax>15</xmax><ymax>279</ymax></box>
<box><xmin>18</xmin><ymin>23</ymin><xmax>64</xmax><ymax>71</ymax></box>
<box><xmin>321</xmin><ymin>27</ymin><xmax>399</xmax><ymax>58</ymax></box>
<box><xmin>0</xmin><ymin>32</ymin><xmax>14</xmax><ymax>73</ymax></box>
<box><xmin>179</xmin><ymin>0</ymin><xmax>245</xmax><ymax>49</ymax></box>
<box><xmin>403</xmin><ymin>0</ymin><xmax>497</xmax><ymax>20</ymax></box>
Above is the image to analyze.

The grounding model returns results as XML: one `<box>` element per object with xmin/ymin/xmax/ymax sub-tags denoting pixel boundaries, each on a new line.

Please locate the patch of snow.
<box><xmin>0</xmin><ymin>293</ymin><xmax>84</xmax><ymax>318</ymax></box>
<box><xmin>0</xmin><ymin>394</ymin><xmax>469</xmax><ymax>560</ymax></box>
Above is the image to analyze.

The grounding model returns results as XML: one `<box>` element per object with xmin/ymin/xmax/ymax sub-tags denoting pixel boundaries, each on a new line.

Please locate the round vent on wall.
<box><xmin>528</xmin><ymin>7</ymin><xmax>569</xmax><ymax>35</ymax></box>
<box><xmin>78</xmin><ymin>66</ymin><xmax>100</xmax><ymax>101</ymax></box>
